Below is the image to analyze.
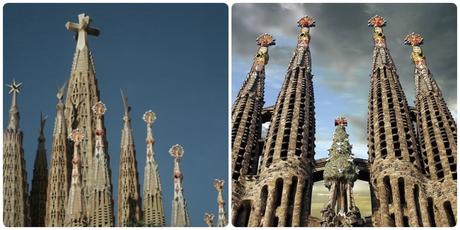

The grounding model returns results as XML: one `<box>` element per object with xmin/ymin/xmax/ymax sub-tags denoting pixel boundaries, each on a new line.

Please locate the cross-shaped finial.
<box><xmin>404</xmin><ymin>32</ymin><xmax>424</xmax><ymax>47</ymax></box>
<box><xmin>298</xmin><ymin>16</ymin><xmax>316</xmax><ymax>28</ymax></box>
<box><xmin>66</xmin><ymin>13</ymin><xmax>100</xmax><ymax>50</ymax></box>
<box><xmin>256</xmin><ymin>33</ymin><xmax>276</xmax><ymax>47</ymax></box>
<box><xmin>213</xmin><ymin>179</ymin><xmax>224</xmax><ymax>192</ymax></box>
<box><xmin>7</xmin><ymin>79</ymin><xmax>22</xmax><ymax>95</ymax></box>
<box><xmin>368</xmin><ymin>15</ymin><xmax>386</xmax><ymax>28</ymax></box>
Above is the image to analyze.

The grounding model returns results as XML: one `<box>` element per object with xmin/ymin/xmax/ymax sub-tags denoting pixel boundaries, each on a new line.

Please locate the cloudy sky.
<box><xmin>4</xmin><ymin>4</ymin><xmax>227</xmax><ymax>226</ymax></box>
<box><xmin>232</xmin><ymin>3</ymin><xmax>456</xmax><ymax>218</ymax></box>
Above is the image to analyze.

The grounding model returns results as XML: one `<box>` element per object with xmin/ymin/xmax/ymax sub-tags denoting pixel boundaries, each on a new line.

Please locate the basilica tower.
<box><xmin>404</xmin><ymin>33</ymin><xmax>457</xmax><ymax>226</ymax></box>
<box><xmin>30</xmin><ymin>114</ymin><xmax>49</xmax><ymax>227</ymax></box>
<box><xmin>170</xmin><ymin>144</ymin><xmax>191</xmax><ymax>227</ymax></box>
<box><xmin>366</xmin><ymin>16</ymin><xmax>426</xmax><ymax>227</ymax></box>
<box><xmin>231</xmin><ymin>33</ymin><xmax>274</xmax><ymax>185</ymax></box>
<box><xmin>142</xmin><ymin>111</ymin><xmax>166</xmax><ymax>226</ymax></box>
<box><xmin>3</xmin><ymin>80</ymin><xmax>30</xmax><ymax>226</ymax></box>
<box><xmin>87</xmin><ymin>101</ymin><xmax>114</xmax><ymax>227</ymax></box>
<box><xmin>45</xmin><ymin>84</ymin><xmax>72</xmax><ymax>226</ymax></box>
<box><xmin>63</xmin><ymin>13</ymin><xmax>106</xmax><ymax>201</ymax></box>
<box><xmin>117</xmin><ymin>91</ymin><xmax>142</xmax><ymax>226</ymax></box>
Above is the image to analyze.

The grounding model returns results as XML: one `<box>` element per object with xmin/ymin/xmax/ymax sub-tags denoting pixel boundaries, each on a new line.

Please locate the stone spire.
<box><xmin>170</xmin><ymin>144</ymin><xmax>191</xmax><ymax>227</ymax></box>
<box><xmin>366</xmin><ymin>16</ymin><xmax>425</xmax><ymax>227</ymax></box>
<box><xmin>87</xmin><ymin>101</ymin><xmax>114</xmax><ymax>226</ymax></box>
<box><xmin>320</xmin><ymin>117</ymin><xmax>363</xmax><ymax>227</ymax></box>
<box><xmin>404</xmin><ymin>33</ymin><xmax>457</xmax><ymax>227</ymax></box>
<box><xmin>46</xmin><ymin>83</ymin><xmax>72</xmax><ymax>226</ymax></box>
<box><xmin>65</xmin><ymin>128</ymin><xmax>87</xmax><ymax>227</ymax></box>
<box><xmin>63</xmin><ymin>13</ymin><xmax>106</xmax><ymax>202</ymax></box>
<box><xmin>236</xmin><ymin>16</ymin><xmax>317</xmax><ymax>227</ymax></box>
<box><xmin>142</xmin><ymin>110</ymin><xmax>166</xmax><ymax>226</ymax></box>
<box><xmin>231</xmin><ymin>33</ymin><xmax>275</xmax><ymax>180</ymax></box>
<box><xmin>30</xmin><ymin>113</ymin><xmax>49</xmax><ymax>227</ymax></box>
<box><xmin>117</xmin><ymin>90</ymin><xmax>142</xmax><ymax>226</ymax></box>
<box><xmin>404</xmin><ymin>33</ymin><xmax>457</xmax><ymax>181</ymax></box>
<box><xmin>3</xmin><ymin>80</ymin><xmax>30</xmax><ymax>226</ymax></box>
<box><xmin>214</xmin><ymin>179</ymin><xmax>227</xmax><ymax>227</ymax></box>
<box><xmin>204</xmin><ymin>213</ymin><xmax>215</xmax><ymax>227</ymax></box>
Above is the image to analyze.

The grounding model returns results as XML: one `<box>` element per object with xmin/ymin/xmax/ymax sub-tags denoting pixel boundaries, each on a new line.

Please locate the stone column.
<box><xmin>262</xmin><ymin>184</ymin><xmax>276</xmax><ymax>227</ymax></box>
<box><xmin>405</xmin><ymin>182</ymin><xmax>418</xmax><ymax>226</ymax></box>
<box><xmin>377</xmin><ymin>178</ymin><xmax>390</xmax><ymax>226</ymax></box>
<box><xmin>390</xmin><ymin>177</ymin><xmax>403</xmax><ymax>226</ymax></box>
<box><xmin>278</xmin><ymin>179</ymin><xmax>292</xmax><ymax>226</ymax></box>
<box><xmin>292</xmin><ymin>182</ymin><xmax>304</xmax><ymax>227</ymax></box>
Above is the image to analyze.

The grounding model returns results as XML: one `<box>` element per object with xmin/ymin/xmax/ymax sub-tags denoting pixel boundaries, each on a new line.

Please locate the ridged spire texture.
<box><xmin>46</xmin><ymin>84</ymin><xmax>72</xmax><ymax>226</ymax></box>
<box><xmin>87</xmin><ymin>101</ymin><xmax>114</xmax><ymax>227</ymax></box>
<box><xmin>3</xmin><ymin>80</ymin><xmax>30</xmax><ymax>226</ymax></box>
<box><xmin>170</xmin><ymin>144</ymin><xmax>191</xmax><ymax>227</ymax></box>
<box><xmin>142</xmin><ymin>110</ymin><xmax>166</xmax><ymax>226</ymax></box>
<box><xmin>117</xmin><ymin>91</ymin><xmax>142</xmax><ymax>226</ymax></box>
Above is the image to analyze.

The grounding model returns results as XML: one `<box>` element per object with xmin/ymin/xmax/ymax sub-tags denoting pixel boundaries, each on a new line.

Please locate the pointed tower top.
<box><xmin>57</xmin><ymin>81</ymin><xmax>67</xmax><ymax>102</ymax></box>
<box><xmin>256</xmin><ymin>33</ymin><xmax>276</xmax><ymax>47</ymax></box>
<box><xmin>170</xmin><ymin>144</ymin><xmax>184</xmax><ymax>159</ymax></box>
<box><xmin>368</xmin><ymin>15</ymin><xmax>386</xmax><ymax>28</ymax></box>
<box><xmin>120</xmin><ymin>89</ymin><xmax>131</xmax><ymax>118</ymax></box>
<box><xmin>6</xmin><ymin>79</ymin><xmax>22</xmax><ymax>129</ymax></box>
<box><xmin>39</xmin><ymin>113</ymin><xmax>48</xmax><ymax>139</ymax></box>
<box><xmin>66</xmin><ymin>13</ymin><xmax>100</xmax><ymax>50</ymax></box>
<box><xmin>298</xmin><ymin>16</ymin><xmax>316</xmax><ymax>28</ymax></box>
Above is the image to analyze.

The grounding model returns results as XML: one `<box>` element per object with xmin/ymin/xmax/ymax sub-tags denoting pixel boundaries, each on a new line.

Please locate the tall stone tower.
<box><xmin>231</xmin><ymin>33</ymin><xmax>275</xmax><ymax>204</ymax></box>
<box><xmin>321</xmin><ymin>117</ymin><xmax>363</xmax><ymax>227</ymax></box>
<box><xmin>63</xmin><ymin>13</ymin><xmax>106</xmax><ymax>201</ymax></box>
<box><xmin>65</xmin><ymin>128</ymin><xmax>88</xmax><ymax>227</ymax></box>
<box><xmin>249</xmin><ymin>16</ymin><xmax>317</xmax><ymax>227</ymax></box>
<box><xmin>117</xmin><ymin>91</ymin><xmax>142</xmax><ymax>226</ymax></box>
<box><xmin>142</xmin><ymin>110</ymin><xmax>166</xmax><ymax>226</ymax></box>
<box><xmin>45</xmin><ymin>84</ymin><xmax>72</xmax><ymax>226</ymax></box>
<box><xmin>30</xmin><ymin>113</ymin><xmax>49</xmax><ymax>227</ymax></box>
<box><xmin>214</xmin><ymin>179</ymin><xmax>228</xmax><ymax>227</ymax></box>
<box><xmin>170</xmin><ymin>144</ymin><xmax>191</xmax><ymax>227</ymax></box>
<box><xmin>87</xmin><ymin>101</ymin><xmax>114</xmax><ymax>227</ymax></box>
<box><xmin>404</xmin><ymin>33</ymin><xmax>457</xmax><ymax>226</ymax></box>
<box><xmin>366</xmin><ymin>15</ymin><xmax>426</xmax><ymax>227</ymax></box>
<box><xmin>3</xmin><ymin>80</ymin><xmax>30</xmax><ymax>227</ymax></box>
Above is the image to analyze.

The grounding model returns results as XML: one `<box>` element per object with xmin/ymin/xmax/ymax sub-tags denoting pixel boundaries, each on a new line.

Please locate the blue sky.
<box><xmin>3</xmin><ymin>3</ymin><xmax>228</xmax><ymax>226</ymax></box>
<box><xmin>232</xmin><ymin>3</ymin><xmax>456</xmax><ymax>217</ymax></box>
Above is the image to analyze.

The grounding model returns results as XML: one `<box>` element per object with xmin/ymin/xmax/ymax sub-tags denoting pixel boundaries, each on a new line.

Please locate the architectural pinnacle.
<box><xmin>297</xmin><ymin>16</ymin><xmax>315</xmax><ymax>48</ymax></box>
<box><xmin>66</xmin><ymin>13</ymin><xmax>100</xmax><ymax>51</ymax></box>
<box><xmin>143</xmin><ymin>110</ymin><xmax>157</xmax><ymax>162</ymax></box>
<box><xmin>204</xmin><ymin>213</ymin><xmax>214</xmax><ymax>227</ymax></box>
<box><xmin>6</xmin><ymin>79</ymin><xmax>22</xmax><ymax>129</ymax></box>
<box><xmin>120</xmin><ymin>89</ymin><xmax>131</xmax><ymax>119</ymax></box>
<box><xmin>214</xmin><ymin>179</ymin><xmax>227</xmax><ymax>227</ymax></box>
<box><xmin>170</xmin><ymin>144</ymin><xmax>191</xmax><ymax>227</ymax></box>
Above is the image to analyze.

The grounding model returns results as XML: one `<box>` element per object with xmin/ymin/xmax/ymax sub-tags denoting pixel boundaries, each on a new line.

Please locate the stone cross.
<box><xmin>66</xmin><ymin>13</ymin><xmax>100</xmax><ymax>51</ymax></box>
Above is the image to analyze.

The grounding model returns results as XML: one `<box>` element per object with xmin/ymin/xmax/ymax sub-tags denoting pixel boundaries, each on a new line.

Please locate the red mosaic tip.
<box><xmin>298</xmin><ymin>16</ymin><xmax>316</xmax><ymax>28</ymax></box>
<box><xmin>404</xmin><ymin>32</ymin><xmax>424</xmax><ymax>46</ymax></box>
<box><xmin>368</xmin><ymin>15</ymin><xmax>386</xmax><ymax>28</ymax></box>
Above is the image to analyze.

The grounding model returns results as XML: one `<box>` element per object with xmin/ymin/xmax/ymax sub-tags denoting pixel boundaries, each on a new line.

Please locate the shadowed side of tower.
<box><xmin>366</xmin><ymin>16</ymin><xmax>427</xmax><ymax>227</ymax></box>
<box><xmin>231</xmin><ymin>33</ymin><xmax>274</xmax><ymax>221</ymax></box>
<box><xmin>3</xmin><ymin>80</ymin><xmax>30</xmax><ymax>226</ymax></box>
<box><xmin>404</xmin><ymin>33</ymin><xmax>457</xmax><ymax>226</ymax></box>
<box><xmin>30</xmin><ymin>114</ymin><xmax>49</xmax><ymax>226</ymax></box>
<box><xmin>117</xmin><ymin>91</ymin><xmax>142</xmax><ymax>226</ymax></box>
